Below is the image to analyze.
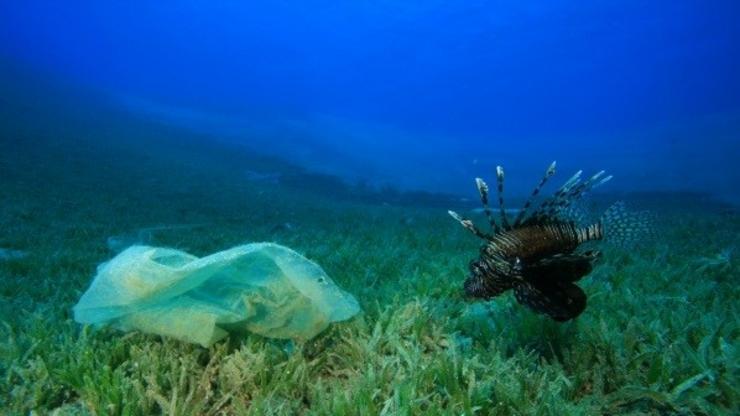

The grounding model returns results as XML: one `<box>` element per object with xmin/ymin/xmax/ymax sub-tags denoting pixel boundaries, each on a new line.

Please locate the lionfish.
<box><xmin>449</xmin><ymin>162</ymin><xmax>650</xmax><ymax>321</ymax></box>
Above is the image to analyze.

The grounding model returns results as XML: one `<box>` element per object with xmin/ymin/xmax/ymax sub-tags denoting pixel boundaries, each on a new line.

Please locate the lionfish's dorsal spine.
<box><xmin>533</xmin><ymin>170</ymin><xmax>582</xmax><ymax>221</ymax></box>
<box><xmin>565</xmin><ymin>171</ymin><xmax>612</xmax><ymax>203</ymax></box>
<box><xmin>475</xmin><ymin>177</ymin><xmax>500</xmax><ymax>233</ymax></box>
<box><xmin>513</xmin><ymin>161</ymin><xmax>557</xmax><ymax>227</ymax></box>
<box><xmin>495</xmin><ymin>166</ymin><xmax>511</xmax><ymax>230</ymax></box>
<box><xmin>451</xmin><ymin>162</ymin><xmax>612</xmax><ymax>239</ymax></box>
<box><xmin>448</xmin><ymin>210</ymin><xmax>492</xmax><ymax>240</ymax></box>
<box><xmin>526</xmin><ymin>167</ymin><xmax>612</xmax><ymax>225</ymax></box>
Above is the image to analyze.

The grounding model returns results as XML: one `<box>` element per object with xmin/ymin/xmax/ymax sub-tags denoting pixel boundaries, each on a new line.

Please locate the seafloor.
<box><xmin>0</xmin><ymin>133</ymin><xmax>737</xmax><ymax>415</ymax></box>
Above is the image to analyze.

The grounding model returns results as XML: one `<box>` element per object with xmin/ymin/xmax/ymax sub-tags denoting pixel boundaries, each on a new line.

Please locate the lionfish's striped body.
<box><xmin>450</xmin><ymin>162</ymin><xmax>649</xmax><ymax>321</ymax></box>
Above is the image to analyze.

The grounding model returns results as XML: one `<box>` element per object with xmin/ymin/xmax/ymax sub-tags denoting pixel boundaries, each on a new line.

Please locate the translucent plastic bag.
<box><xmin>73</xmin><ymin>243</ymin><xmax>360</xmax><ymax>346</ymax></box>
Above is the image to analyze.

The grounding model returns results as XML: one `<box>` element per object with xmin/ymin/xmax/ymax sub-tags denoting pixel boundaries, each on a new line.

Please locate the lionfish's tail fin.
<box><xmin>448</xmin><ymin>210</ymin><xmax>492</xmax><ymax>240</ymax></box>
<box><xmin>495</xmin><ymin>166</ymin><xmax>511</xmax><ymax>229</ymax></box>
<box><xmin>599</xmin><ymin>201</ymin><xmax>655</xmax><ymax>247</ymax></box>
<box><xmin>514</xmin><ymin>161</ymin><xmax>557</xmax><ymax>227</ymax></box>
<box><xmin>475</xmin><ymin>178</ymin><xmax>500</xmax><ymax>233</ymax></box>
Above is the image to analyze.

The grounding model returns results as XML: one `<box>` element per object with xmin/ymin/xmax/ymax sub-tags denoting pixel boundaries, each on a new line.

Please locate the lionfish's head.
<box><xmin>463</xmin><ymin>256</ymin><xmax>523</xmax><ymax>299</ymax></box>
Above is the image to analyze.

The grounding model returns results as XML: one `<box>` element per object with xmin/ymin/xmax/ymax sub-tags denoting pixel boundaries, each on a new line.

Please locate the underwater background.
<box><xmin>0</xmin><ymin>1</ymin><xmax>738</xmax><ymax>415</ymax></box>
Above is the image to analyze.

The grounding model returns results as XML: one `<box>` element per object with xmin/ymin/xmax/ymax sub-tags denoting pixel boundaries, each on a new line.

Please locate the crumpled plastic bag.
<box><xmin>73</xmin><ymin>243</ymin><xmax>360</xmax><ymax>347</ymax></box>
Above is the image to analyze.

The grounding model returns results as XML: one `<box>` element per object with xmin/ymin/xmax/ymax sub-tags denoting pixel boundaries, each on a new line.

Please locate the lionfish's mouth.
<box><xmin>463</xmin><ymin>269</ymin><xmax>513</xmax><ymax>299</ymax></box>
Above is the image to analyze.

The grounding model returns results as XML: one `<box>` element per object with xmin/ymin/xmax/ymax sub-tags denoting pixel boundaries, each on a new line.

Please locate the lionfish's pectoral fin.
<box><xmin>514</xmin><ymin>280</ymin><xmax>587</xmax><ymax>321</ymax></box>
<box><xmin>524</xmin><ymin>251</ymin><xmax>601</xmax><ymax>283</ymax></box>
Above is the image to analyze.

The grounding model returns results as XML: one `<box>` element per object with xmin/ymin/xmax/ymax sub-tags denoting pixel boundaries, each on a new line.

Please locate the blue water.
<box><xmin>1</xmin><ymin>1</ymin><xmax>738</xmax><ymax>201</ymax></box>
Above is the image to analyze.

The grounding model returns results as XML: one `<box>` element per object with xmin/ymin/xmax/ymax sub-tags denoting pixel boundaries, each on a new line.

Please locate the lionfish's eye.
<box><xmin>511</xmin><ymin>257</ymin><xmax>523</xmax><ymax>273</ymax></box>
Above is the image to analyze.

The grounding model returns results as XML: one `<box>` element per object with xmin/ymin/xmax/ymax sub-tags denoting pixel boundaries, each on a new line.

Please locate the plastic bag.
<box><xmin>73</xmin><ymin>243</ymin><xmax>360</xmax><ymax>346</ymax></box>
